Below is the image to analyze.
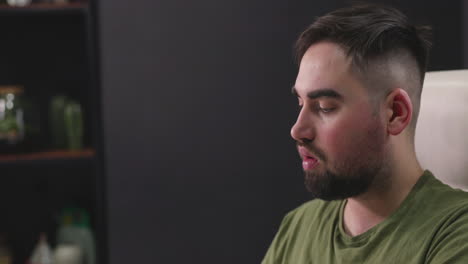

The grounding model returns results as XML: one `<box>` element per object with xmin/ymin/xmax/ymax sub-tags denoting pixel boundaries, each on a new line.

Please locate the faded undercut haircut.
<box><xmin>295</xmin><ymin>3</ymin><xmax>432</xmax><ymax>133</ymax></box>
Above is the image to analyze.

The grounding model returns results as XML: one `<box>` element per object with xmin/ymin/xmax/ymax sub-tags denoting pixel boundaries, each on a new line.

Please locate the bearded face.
<box><xmin>291</xmin><ymin>41</ymin><xmax>389</xmax><ymax>200</ymax></box>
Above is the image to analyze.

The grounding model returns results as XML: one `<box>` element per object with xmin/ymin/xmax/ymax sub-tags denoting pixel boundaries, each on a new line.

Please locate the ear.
<box><xmin>385</xmin><ymin>88</ymin><xmax>413</xmax><ymax>135</ymax></box>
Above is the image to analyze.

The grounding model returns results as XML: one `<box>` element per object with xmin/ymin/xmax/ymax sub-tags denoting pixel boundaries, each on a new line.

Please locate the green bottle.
<box><xmin>64</xmin><ymin>101</ymin><xmax>83</xmax><ymax>150</ymax></box>
<box><xmin>56</xmin><ymin>208</ymin><xmax>96</xmax><ymax>264</ymax></box>
<box><xmin>49</xmin><ymin>96</ymin><xmax>68</xmax><ymax>149</ymax></box>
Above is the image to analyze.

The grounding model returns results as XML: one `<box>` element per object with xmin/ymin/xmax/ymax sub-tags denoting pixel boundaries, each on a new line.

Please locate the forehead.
<box><xmin>295</xmin><ymin>42</ymin><xmax>367</xmax><ymax>98</ymax></box>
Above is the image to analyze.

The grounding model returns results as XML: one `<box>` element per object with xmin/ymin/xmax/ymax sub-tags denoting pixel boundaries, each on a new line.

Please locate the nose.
<box><xmin>291</xmin><ymin>108</ymin><xmax>315</xmax><ymax>143</ymax></box>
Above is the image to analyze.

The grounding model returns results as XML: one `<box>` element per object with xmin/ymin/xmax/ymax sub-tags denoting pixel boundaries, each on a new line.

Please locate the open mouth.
<box><xmin>299</xmin><ymin>147</ymin><xmax>319</xmax><ymax>170</ymax></box>
<box><xmin>302</xmin><ymin>155</ymin><xmax>319</xmax><ymax>170</ymax></box>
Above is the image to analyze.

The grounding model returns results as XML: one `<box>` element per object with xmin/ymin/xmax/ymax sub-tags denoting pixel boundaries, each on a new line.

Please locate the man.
<box><xmin>262</xmin><ymin>4</ymin><xmax>468</xmax><ymax>264</ymax></box>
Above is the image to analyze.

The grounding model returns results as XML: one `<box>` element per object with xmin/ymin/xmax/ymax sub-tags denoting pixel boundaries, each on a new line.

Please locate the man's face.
<box><xmin>291</xmin><ymin>42</ymin><xmax>388</xmax><ymax>200</ymax></box>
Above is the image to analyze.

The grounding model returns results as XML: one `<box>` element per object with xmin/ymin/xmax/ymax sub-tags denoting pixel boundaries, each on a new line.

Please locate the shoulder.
<box><xmin>270</xmin><ymin>198</ymin><xmax>342</xmax><ymax>243</ymax></box>
<box><xmin>281</xmin><ymin>199</ymin><xmax>342</xmax><ymax>230</ymax></box>
<box><xmin>426</xmin><ymin>172</ymin><xmax>468</xmax><ymax>225</ymax></box>
<box><xmin>262</xmin><ymin>199</ymin><xmax>341</xmax><ymax>264</ymax></box>
<box><xmin>418</xmin><ymin>171</ymin><xmax>468</xmax><ymax>212</ymax></box>
<box><xmin>287</xmin><ymin>199</ymin><xmax>339</xmax><ymax>217</ymax></box>
<box><xmin>424</xmin><ymin>198</ymin><xmax>468</xmax><ymax>263</ymax></box>
<box><xmin>415</xmin><ymin>172</ymin><xmax>468</xmax><ymax>262</ymax></box>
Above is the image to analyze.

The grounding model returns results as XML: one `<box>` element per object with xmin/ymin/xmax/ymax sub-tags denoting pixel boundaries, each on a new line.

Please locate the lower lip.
<box><xmin>302</xmin><ymin>158</ymin><xmax>319</xmax><ymax>170</ymax></box>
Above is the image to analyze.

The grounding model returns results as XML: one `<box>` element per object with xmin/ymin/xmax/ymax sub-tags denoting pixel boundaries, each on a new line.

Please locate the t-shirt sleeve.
<box><xmin>261</xmin><ymin>211</ymin><xmax>296</xmax><ymax>264</ymax></box>
<box><xmin>426</xmin><ymin>208</ymin><xmax>468</xmax><ymax>263</ymax></box>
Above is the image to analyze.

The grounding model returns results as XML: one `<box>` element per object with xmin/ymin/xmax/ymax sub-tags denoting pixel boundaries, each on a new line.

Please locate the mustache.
<box><xmin>296</xmin><ymin>142</ymin><xmax>327</xmax><ymax>162</ymax></box>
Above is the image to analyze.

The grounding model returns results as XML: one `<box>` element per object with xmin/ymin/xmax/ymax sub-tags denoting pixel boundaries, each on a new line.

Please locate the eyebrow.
<box><xmin>291</xmin><ymin>86</ymin><xmax>343</xmax><ymax>100</ymax></box>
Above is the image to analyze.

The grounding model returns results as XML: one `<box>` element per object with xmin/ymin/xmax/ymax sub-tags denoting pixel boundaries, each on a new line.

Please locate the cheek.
<box><xmin>321</xmin><ymin>110</ymin><xmax>383</xmax><ymax>156</ymax></box>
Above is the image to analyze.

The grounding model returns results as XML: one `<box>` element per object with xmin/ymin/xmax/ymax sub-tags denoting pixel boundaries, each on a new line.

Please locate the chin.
<box><xmin>304</xmin><ymin>168</ymin><xmax>376</xmax><ymax>201</ymax></box>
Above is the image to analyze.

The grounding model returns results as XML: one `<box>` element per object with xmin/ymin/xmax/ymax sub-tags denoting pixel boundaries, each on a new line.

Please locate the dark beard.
<box><xmin>305</xmin><ymin>167</ymin><xmax>378</xmax><ymax>201</ymax></box>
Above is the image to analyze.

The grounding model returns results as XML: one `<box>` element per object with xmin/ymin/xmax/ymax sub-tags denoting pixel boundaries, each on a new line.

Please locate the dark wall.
<box><xmin>99</xmin><ymin>1</ymin><xmax>313</xmax><ymax>263</ymax></box>
<box><xmin>464</xmin><ymin>0</ymin><xmax>468</xmax><ymax>67</ymax></box>
<box><xmin>98</xmin><ymin>1</ymin><xmax>465</xmax><ymax>263</ymax></box>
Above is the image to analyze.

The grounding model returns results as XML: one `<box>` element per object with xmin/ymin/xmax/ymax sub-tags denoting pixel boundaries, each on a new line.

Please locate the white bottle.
<box><xmin>53</xmin><ymin>244</ymin><xmax>83</xmax><ymax>264</ymax></box>
<box><xmin>56</xmin><ymin>226</ymin><xmax>94</xmax><ymax>264</ymax></box>
<box><xmin>29</xmin><ymin>233</ymin><xmax>53</xmax><ymax>264</ymax></box>
<box><xmin>6</xmin><ymin>0</ymin><xmax>32</xmax><ymax>7</ymax></box>
<box><xmin>56</xmin><ymin>208</ymin><xmax>95</xmax><ymax>264</ymax></box>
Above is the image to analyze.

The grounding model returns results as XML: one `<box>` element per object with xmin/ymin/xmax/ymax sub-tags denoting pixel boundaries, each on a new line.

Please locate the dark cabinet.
<box><xmin>0</xmin><ymin>2</ymin><xmax>105</xmax><ymax>264</ymax></box>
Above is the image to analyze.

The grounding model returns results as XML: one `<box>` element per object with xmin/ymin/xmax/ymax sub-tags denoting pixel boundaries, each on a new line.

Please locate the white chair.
<box><xmin>415</xmin><ymin>69</ymin><xmax>468</xmax><ymax>190</ymax></box>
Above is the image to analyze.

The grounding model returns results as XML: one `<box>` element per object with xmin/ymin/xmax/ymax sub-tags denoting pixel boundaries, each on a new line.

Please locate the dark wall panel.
<box><xmin>99</xmin><ymin>1</ymin><xmax>316</xmax><ymax>263</ymax></box>
<box><xmin>99</xmin><ymin>0</ymin><xmax>464</xmax><ymax>263</ymax></box>
<box><xmin>464</xmin><ymin>0</ymin><xmax>468</xmax><ymax>68</ymax></box>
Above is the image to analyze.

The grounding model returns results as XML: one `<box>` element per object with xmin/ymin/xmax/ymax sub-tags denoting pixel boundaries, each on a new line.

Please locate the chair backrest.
<box><xmin>415</xmin><ymin>69</ymin><xmax>468</xmax><ymax>190</ymax></box>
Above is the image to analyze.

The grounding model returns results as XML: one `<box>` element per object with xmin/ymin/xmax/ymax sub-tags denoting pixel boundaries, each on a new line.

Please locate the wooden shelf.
<box><xmin>0</xmin><ymin>148</ymin><xmax>95</xmax><ymax>163</ymax></box>
<box><xmin>0</xmin><ymin>2</ymin><xmax>88</xmax><ymax>14</ymax></box>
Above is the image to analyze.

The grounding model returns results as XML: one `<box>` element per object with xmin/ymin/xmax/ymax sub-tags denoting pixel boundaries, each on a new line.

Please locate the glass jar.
<box><xmin>0</xmin><ymin>85</ymin><xmax>40</xmax><ymax>153</ymax></box>
<box><xmin>0</xmin><ymin>86</ymin><xmax>25</xmax><ymax>146</ymax></box>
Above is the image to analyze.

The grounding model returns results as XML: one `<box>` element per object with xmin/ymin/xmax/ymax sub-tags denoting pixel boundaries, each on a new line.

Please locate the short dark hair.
<box><xmin>295</xmin><ymin>4</ymin><xmax>432</xmax><ymax>82</ymax></box>
<box><xmin>294</xmin><ymin>3</ymin><xmax>432</xmax><ymax>133</ymax></box>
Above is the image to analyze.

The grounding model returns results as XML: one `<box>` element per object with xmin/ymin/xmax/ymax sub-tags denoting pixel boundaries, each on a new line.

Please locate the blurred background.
<box><xmin>0</xmin><ymin>0</ymin><xmax>466</xmax><ymax>263</ymax></box>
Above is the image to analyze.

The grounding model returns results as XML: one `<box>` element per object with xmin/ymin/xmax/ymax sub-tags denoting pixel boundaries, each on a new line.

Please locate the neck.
<box><xmin>342</xmin><ymin>143</ymin><xmax>423</xmax><ymax>237</ymax></box>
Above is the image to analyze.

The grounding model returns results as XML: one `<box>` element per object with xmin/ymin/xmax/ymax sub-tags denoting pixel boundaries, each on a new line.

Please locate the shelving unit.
<box><xmin>0</xmin><ymin>149</ymin><xmax>95</xmax><ymax>164</ymax></box>
<box><xmin>0</xmin><ymin>2</ymin><xmax>88</xmax><ymax>11</ymax></box>
<box><xmin>0</xmin><ymin>1</ymin><xmax>104</xmax><ymax>264</ymax></box>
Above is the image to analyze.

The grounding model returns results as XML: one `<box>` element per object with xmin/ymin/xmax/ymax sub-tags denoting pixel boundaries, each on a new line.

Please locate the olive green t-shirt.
<box><xmin>262</xmin><ymin>171</ymin><xmax>468</xmax><ymax>264</ymax></box>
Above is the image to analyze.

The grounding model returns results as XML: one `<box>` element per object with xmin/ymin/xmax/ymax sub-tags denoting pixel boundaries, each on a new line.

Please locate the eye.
<box><xmin>314</xmin><ymin>103</ymin><xmax>336</xmax><ymax>114</ymax></box>
<box><xmin>319</xmin><ymin>107</ymin><xmax>335</xmax><ymax>113</ymax></box>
